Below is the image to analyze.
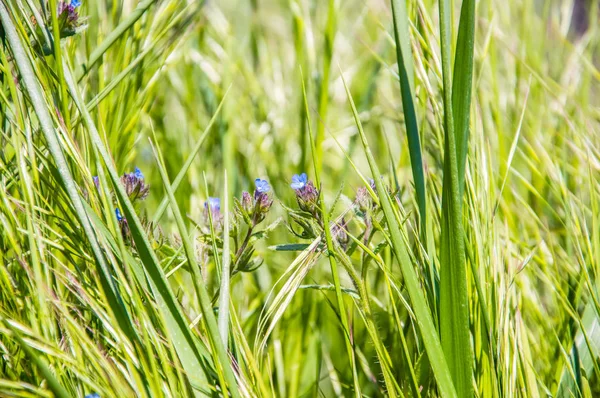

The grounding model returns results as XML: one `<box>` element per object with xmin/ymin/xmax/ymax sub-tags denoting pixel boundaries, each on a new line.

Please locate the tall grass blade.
<box><xmin>389</xmin><ymin>0</ymin><xmax>427</xmax><ymax>231</ymax></box>
<box><xmin>452</xmin><ymin>0</ymin><xmax>476</xmax><ymax>193</ymax></box>
<box><xmin>340</xmin><ymin>70</ymin><xmax>457</xmax><ymax>398</ymax></box>
<box><xmin>438</xmin><ymin>0</ymin><xmax>474</xmax><ymax>395</ymax></box>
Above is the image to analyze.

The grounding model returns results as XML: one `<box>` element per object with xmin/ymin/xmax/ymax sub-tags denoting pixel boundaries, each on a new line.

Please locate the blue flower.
<box><xmin>71</xmin><ymin>0</ymin><xmax>81</xmax><ymax>8</ymax></box>
<box><xmin>205</xmin><ymin>197</ymin><xmax>221</xmax><ymax>211</ymax></box>
<box><xmin>93</xmin><ymin>176</ymin><xmax>99</xmax><ymax>187</ymax></box>
<box><xmin>290</xmin><ymin>173</ymin><xmax>307</xmax><ymax>190</ymax></box>
<box><xmin>115</xmin><ymin>208</ymin><xmax>123</xmax><ymax>222</ymax></box>
<box><xmin>85</xmin><ymin>394</ymin><xmax>100</xmax><ymax>398</ymax></box>
<box><xmin>133</xmin><ymin>167</ymin><xmax>144</xmax><ymax>180</ymax></box>
<box><xmin>255</xmin><ymin>178</ymin><xmax>270</xmax><ymax>193</ymax></box>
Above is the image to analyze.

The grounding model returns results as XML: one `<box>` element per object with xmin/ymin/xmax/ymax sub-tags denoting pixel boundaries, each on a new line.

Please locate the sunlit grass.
<box><xmin>0</xmin><ymin>0</ymin><xmax>599</xmax><ymax>397</ymax></box>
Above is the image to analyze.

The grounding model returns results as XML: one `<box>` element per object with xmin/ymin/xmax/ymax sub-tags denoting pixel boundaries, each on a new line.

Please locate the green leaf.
<box><xmin>437</xmin><ymin>0</ymin><xmax>475</xmax><ymax>396</ymax></box>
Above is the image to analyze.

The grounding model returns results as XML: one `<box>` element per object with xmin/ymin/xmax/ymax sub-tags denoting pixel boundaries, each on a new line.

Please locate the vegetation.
<box><xmin>0</xmin><ymin>0</ymin><xmax>599</xmax><ymax>396</ymax></box>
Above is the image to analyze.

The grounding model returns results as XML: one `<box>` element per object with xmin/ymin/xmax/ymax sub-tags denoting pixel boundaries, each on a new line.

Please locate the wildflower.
<box><xmin>252</xmin><ymin>178</ymin><xmax>272</xmax><ymax>224</ymax></box>
<box><xmin>204</xmin><ymin>197</ymin><xmax>223</xmax><ymax>230</ymax></box>
<box><xmin>57</xmin><ymin>0</ymin><xmax>83</xmax><ymax>37</ymax></box>
<box><xmin>85</xmin><ymin>394</ymin><xmax>100</xmax><ymax>398</ymax></box>
<box><xmin>290</xmin><ymin>173</ymin><xmax>307</xmax><ymax>190</ymax></box>
<box><xmin>355</xmin><ymin>187</ymin><xmax>372</xmax><ymax>212</ymax></box>
<box><xmin>255</xmin><ymin>178</ymin><xmax>270</xmax><ymax>195</ymax></box>
<box><xmin>291</xmin><ymin>173</ymin><xmax>319</xmax><ymax>217</ymax></box>
<box><xmin>332</xmin><ymin>217</ymin><xmax>349</xmax><ymax>248</ymax></box>
<box><xmin>115</xmin><ymin>208</ymin><xmax>123</xmax><ymax>222</ymax></box>
<box><xmin>121</xmin><ymin>167</ymin><xmax>149</xmax><ymax>202</ymax></box>
<box><xmin>133</xmin><ymin>167</ymin><xmax>144</xmax><ymax>180</ymax></box>
<box><xmin>92</xmin><ymin>175</ymin><xmax>99</xmax><ymax>189</ymax></box>
<box><xmin>241</xmin><ymin>191</ymin><xmax>253</xmax><ymax>214</ymax></box>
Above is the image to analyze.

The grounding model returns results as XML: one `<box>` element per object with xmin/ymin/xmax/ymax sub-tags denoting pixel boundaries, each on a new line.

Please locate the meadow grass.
<box><xmin>0</xmin><ymin>0</ymin><xmax>599</xmax><ymax>397</ymax></box>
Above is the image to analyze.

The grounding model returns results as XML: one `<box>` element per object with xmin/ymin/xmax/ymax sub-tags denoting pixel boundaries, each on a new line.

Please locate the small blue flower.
<box><xmin>115</xmin><ymin>208</ymin><xmax>123</xmax><ymax>222</ymax></box>
<box><xmin>255</xmin><ymin>178</ymin><xmax>270</xmax><ymax>193</ymax></box>
<box><xmin>133</xmin><ymin>167</ymin><xmax>144</xmax><ymax>180</ymax></box>
<box><xmin>93</xmin><ymin>176</ymin><xmax>99</xmax><ymax>186</ymax></box>
<box><xmin>71</xmin><ymin>0</ymin><xmax>81</xmax><ymax>8</ymax></box>
<box><xmin>85</xmin><ymin>394</ymin><xmax>100</xmax><ymax>398</ymax></box>
<box><xmin>205</xmin><ymin>197</ymin><xmax>221</xmax><ymax>211</ymax></box>
<box><xmin>290</xmin><ymin>173</ymin><xmax>307</xmax><ymax>190</ymax></box>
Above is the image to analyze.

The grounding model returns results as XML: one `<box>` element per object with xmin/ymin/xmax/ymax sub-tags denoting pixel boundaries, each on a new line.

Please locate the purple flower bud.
<box><xmin>355</xmin><ymin>187</ymin><xmax>372</xmax><ymax>212</ymax></box>
<box><xmin>241</xmin><ymin>191</ymin><xmax>253</xmax><ymax>213</ymax></box>
<box><xmin>204</xmin><ymin>197</ymin><xmax>223</xmax><ymax>230</ymax></box>
<box><xmin>121</xmin><ymin>168</ymin><xmax>149</xmax><ymax>202</ymax></box>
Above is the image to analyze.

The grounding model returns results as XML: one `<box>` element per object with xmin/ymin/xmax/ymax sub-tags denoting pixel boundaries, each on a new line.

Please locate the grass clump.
<box><xmin>0</xmin><ymin>0</ymin><xmax>599</xmax><ymax>397</ymax></box>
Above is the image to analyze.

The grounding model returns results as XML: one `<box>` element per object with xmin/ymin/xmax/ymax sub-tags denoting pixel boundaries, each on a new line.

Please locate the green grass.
<box><xmin>1</xmin><ymin>0</ymin><xmax>600</xmax><ymax>396</ymax></box>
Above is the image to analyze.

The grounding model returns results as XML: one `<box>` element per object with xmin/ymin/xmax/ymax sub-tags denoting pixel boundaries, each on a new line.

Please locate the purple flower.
<box><xmin>290</xmin><ymin>173</ymin><xmax>307</xmax><ymax>190</ymax></box>
<box><xmin>93</xmin><ymin>176</ymin><xmax>99</xmax><ymax>188</ymax></box>
<box><xmin>115</xmin><ymin>208</ymin><xmax>123</xmax><ymax>222</ymax></box>
<box><xmin>255</xmin><ymin>178</ymin><xmax>270</xmax><ymax>194</ymax></box>
<box><xmin>121</xmin><ymin>168</ymin><xmax>149</xmax><ymax>202</ymax></box>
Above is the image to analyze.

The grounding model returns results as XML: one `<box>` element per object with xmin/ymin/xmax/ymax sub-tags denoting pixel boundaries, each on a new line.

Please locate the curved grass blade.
<box><xmin>2</xmin><ymin>318</ymin><xmax>72</xmax><ymax>398</ymax></box>
<box><xmin>340</xmin><ymin>70</ymin><xmax>457</xmax><ymax>398</ymax></box>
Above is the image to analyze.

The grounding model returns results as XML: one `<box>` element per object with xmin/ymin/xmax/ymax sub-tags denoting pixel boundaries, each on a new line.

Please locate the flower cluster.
<box><xmin>239</xmin><ymin>178</ymin><xmax>273</xmax><ymax>226</ymax></box>
<box><xmin>57</xmin><ymin>0</ymin><xmax>83</xmax><ymax>37</ymax></box>
<box><xmin>120</xmin><ymin>167</ymin><xmax>150</xmax><ymax>202</ymax></box>
<box><xmin>290</xmin><ymin>173</ymin><xmax>320</xmax><ymax>218</ymax></box>
<box><xmin>31</xmin><ymin>0</ymin><xmax>84</xmax><ymax>55</ymax></box>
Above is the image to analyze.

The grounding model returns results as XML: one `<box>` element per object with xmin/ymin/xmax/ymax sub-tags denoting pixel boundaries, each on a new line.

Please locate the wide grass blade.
<box><xmin>452</xmin><ymin>0</ymin><xmax>476</xmax><ymax>193</ymax></box>
<box><xmin>389</xmin><ymin>0</ymin><xmax>427</xmax><ymax>231</ymax></box>
<box><xmin>340</xmin><ymin>70</ymin><xmax>457</xmax><ymax>398</ymax></box>
<box><xmin>438</xmin><ymin>0</ymin><xmax>475</xmax><ymax>395</ymax></box>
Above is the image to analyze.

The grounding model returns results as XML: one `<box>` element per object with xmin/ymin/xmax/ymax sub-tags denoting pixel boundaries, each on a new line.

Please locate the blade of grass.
<box><xmin>81</xmin><ymin>0</ymin><xmax>156</xmax><ymax>78</ymax></box>
<box><xmin>217</xmin><ymin>171</ymin><xmax>231</xmax><ymax>346</ymax></box>
<box><xmin>389</xmin><ymin>0</ymin><xmax>426</xmax><ymax>232</ymax></box>
<box><xmin>150</xmin><ymin>141</ymin><xmax>241</xmax><ymax>398</ymax></box>
<box><xmin>152</xmin><ymin>85</ymin><xmax>231</xmax><ymax>225</ymax></box>
<box><xmin>340</xmin><ymin>69</ymin><xmax>457</xmax><ymax>397</ymax></box>
<box><xmin>438</xmin><ymin>0</ymin><xmax>474</xmax><ymax>395</ymax></box>
<box><xmin>452</xmin><ymin>0</ymin><xmax>476</xmax><ymax>194</ymax></box>
<box><xmin>2</xmin><ymin>318</ymin><xmax>72</xmax><ymax>398</ymax></box>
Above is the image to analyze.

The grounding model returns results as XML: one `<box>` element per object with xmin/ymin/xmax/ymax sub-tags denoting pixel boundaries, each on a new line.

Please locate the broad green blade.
<box><xmin>438</xmin><ymin>0</ymin><xmax>474</xmax><ymax>396</ymax></box>
<box><xmin>452</xmin><ymin>0</ymin><xmax>476</xmax><ymax>194</ymax></box>
<box><xmin>389</xmin><ymin>0</ymin><xmax>427</xmax><ymax>232</ymax></box>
